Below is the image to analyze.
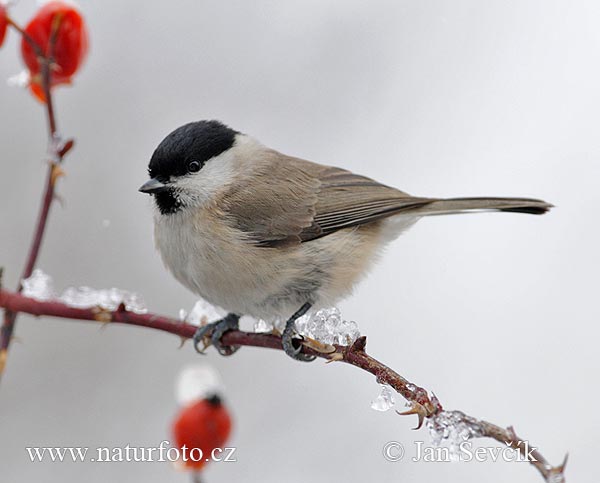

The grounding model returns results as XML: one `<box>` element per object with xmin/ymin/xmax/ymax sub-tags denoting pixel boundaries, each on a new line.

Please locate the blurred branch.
<box><xmin>0</xmin><ymin>288</ymin><xmax>567</xmax><ymax>482</ymax></box>
<box><xmin>0</xmin><ymin>16</ymin><xmax>74</xmax><ymax>379</ymax></box>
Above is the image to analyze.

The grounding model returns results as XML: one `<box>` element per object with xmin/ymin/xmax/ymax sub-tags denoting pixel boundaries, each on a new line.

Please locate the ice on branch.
<box><xmin>21</xmin><ymin>269</ymin><xmax>54</xmax><ymax>301</ymax></box>
<box><xmin>176</xmin><ymin>364</ymin><xmax>224</xmax><ymax>406</ymax></box>
<box><xmin>181</xmin><ymin>299</ymin><xmax>224</xmax><ymax>327</ymax></box>
<box><xmin>370</xmin><ymin>384</ymin><xmax>396</xmax><ymax>411</ymax></box>
<box><xmin>426</xmin><ymin>410</ymin><xmax>483</xmax><ymax>460</ymax></box>
<box><xmin>252</xmin><ymin>307</ymin><xmax>361</xmax><ymax>344</ymax></box>
<box><xmin>253</xmin><ymin>319</ymin><xmax>273</xmax><ymax>333</ymax></box>
<box><xmin>61</xmin><ymin>286</ymin><xmax>147</xmax><ymax>313</ymax></box>
<box><xmin>21</xmin><ymin>269</ymin><xmax>147</xmax><ymax>313</ymax></box>
<box><xmin>546</xmin><ymin>473</ymin><xmax>566</xmax><ymax>483</ymax></box>
<box><xmin>296</xmin><ymin>307</ymin><xmax>361</xmax><ymax>345</ymax></box>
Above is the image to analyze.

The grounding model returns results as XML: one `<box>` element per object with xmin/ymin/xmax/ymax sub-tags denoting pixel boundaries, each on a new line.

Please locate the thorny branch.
<box><xmin>0</xmin><ymin>288</ymin><xmax>567</xmax><ymax>482</ymax></box>
<box><xmin>0</xmin><ymin>15</ymin><xmax>74</xmax><ymax>377</ymax></box>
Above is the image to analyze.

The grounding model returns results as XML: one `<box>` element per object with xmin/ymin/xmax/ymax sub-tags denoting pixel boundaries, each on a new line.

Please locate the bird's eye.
<box><xmin>188</xmin><ymin>160</ymin><xmax>201</xmax><ymax>173</ymax></box>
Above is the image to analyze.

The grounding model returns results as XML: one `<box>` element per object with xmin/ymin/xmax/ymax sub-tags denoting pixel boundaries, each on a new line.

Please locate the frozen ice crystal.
<box><xmin>21</xmin><ymin>270</ymin><xmax>147</xmax><ymax>313</ymax></box>
<box><xmin>370</xmin><ymin>384</ymin><xmax>396</xmax><ymax>411</ymax></box>
<box><xmin>253</xmin><ymin>319</ymin><xmax>273</xmax><ymax>333</ymax></box>
<box><xmin>21</xmin><ymin>269</ymin><xmax>55</xmax><ymax>301</ymax></box>
<box><xmin>59</xmin><ymin>286</ymin><xmax>147</xmax><ymax>313</ymax></box>
<box><xmin>184</xmin><ymin>299</ymin><xmax>223</xmax><ymax>326</ymax></box>
<box><xmin>427</xmin><ymin>410</ymin><xmax>483</xmax><ymax>460</ymax></box>
<box><xmin>295</xmin><ymin>307</ymin><xmax>360</xmax><ymax>345</ymax></box>
<box><xmin>546</xmin><ymin>473</ymin><xmax>565</xmax><ymax>483</ymax></box>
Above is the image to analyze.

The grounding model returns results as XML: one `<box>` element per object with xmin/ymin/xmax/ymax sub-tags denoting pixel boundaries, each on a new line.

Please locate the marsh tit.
<box><xmin>140</xmin><ymin>120</ymin><xmax>552</xmax><ymax>361</ymax></box>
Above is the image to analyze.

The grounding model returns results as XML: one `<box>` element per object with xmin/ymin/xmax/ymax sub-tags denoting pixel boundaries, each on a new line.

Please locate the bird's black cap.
<box><xmin>148</xmin><ymin>120</ymin><xmax>238</xmax><ymax>180</ymax></box>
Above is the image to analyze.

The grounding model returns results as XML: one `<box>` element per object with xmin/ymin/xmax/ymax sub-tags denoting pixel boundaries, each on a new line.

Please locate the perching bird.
<box><xmin>140</xmin><ymin>120</ymin><xmax>552</xmax><ymax>361</ymax></box>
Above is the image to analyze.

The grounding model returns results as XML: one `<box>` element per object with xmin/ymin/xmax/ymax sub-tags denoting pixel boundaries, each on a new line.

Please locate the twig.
<box><xmin>6</xmin><ymin>17</ymin><xmax>44</xmax><ymax>58</ymax></box>
<box><xmin>0</xmin><ymin>288</ymin><xmax>567</xmax><ymax>482</ymax></box>
<box><xmin>0</xmin><ymin>16</ymin><xmax>73</xmax><ymax>378</ymax></box>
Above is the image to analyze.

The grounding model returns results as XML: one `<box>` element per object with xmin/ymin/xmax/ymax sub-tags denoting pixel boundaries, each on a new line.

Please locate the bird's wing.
<box><xmin>310</xmin><ymin>163</ymin><xmax>433</xmax><ymax>238</ymax></box>
<box><xmin>220</xmin><ymin>151</ymin><xmax>433</xmax><ymax>246</ymax></box>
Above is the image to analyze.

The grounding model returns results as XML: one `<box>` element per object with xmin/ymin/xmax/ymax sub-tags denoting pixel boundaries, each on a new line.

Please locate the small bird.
<box><xmin>140</xmin><ymin>120</ymin><xmax>552</xmax><ymax>361</ymax></box>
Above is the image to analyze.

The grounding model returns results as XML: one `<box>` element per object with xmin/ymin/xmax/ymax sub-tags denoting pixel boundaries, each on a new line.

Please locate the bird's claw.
<box><xmin>281</xmin><ymin>303</ymin><xmax>316</xmax><ymax>362</ymax></box>
<box><xmin>281</xmin><ymin>331</ymin><xmax>316</xmax><ymax>362</ymax></box>
<box><xmin>193</xmin><ymin>314</ymin><xmax>240</xmax><ymax>356</ymax></box>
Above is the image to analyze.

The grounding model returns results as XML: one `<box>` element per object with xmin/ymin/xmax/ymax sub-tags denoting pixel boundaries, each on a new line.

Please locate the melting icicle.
<box><xmin>370</xmin><ymin>384</ymin><xmax>396</xmax><ymax>411</ymax></box>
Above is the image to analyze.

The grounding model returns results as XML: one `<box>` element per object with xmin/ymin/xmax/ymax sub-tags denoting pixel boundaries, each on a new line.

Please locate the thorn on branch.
<box><xmin>58</xmin><ymin>138</ymin><xmax>74</xmax><ymax>158</ymax></box>
<box><xmin>553</xmin><ymin>453</ymin><xmax>569</xmax><ymax>476</ymax></box>
<box><xmin>0</xmin><ymin>349</ymin><xmax>7</xmax><ymax>375</ymax></box>
<box><xmin>326</xmin><ymin>352</ymin><xmax>344</xmax><ymax>363</ymax></box>
<box><xmin>50</xmin><ymin>164</ymin><xmax>65</xmax><ymax>186</ymax></box>
<box><xmin>177</xmin><ymin>336</ymin><xmax>188</xmax><ymax>349</ymax></box>
<box><xmin>300</xmin><ymin>336</ymin><xmax>335</xmax><ymax>354</ymax></box>
<box><xmin>349</xmin><ymin>335</ymin><xmax>367</xmax><ymax>353</ymax></box>
<box><xmin>396</xmin><ymin>402</ymin><xmax>428</xmax><ymax>430</ymax></box>
<box><xmin>91</xmin><ymin>307</ymin><xmax>112</xmax><ymax>324</ymax></box>
<box><xmin>430</xmin><ymin>392</ymin><xmax>443</xmax><ymax>413</ymax></box>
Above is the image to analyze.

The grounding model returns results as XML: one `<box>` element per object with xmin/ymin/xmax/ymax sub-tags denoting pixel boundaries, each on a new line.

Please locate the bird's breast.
<box><xmin>153</xmin><ymin>209</ymin><xmax>400</xmax><ymax>320</ymax></box>
<box><xmin>153</xmin><ymin>209</ymin><xmax>306</xmax><ymax>318</ymax></box>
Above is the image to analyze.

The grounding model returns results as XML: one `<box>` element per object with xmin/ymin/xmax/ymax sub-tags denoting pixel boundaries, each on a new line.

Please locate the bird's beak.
<box><xmin>139</xmin><ymin>178</ymin><xmax>169</xmax><ymax>194</ymax></box>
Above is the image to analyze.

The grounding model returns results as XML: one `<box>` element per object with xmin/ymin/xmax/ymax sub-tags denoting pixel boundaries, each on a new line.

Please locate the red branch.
<box><xmin>0</xmin><ymin>16</ymin><xmax>74</xmax><ymax>376</ymax></box>
<box><xmin>0</xmin><ymin>288</ymin><xmax>567</xmax><ymax>482</ymax></box>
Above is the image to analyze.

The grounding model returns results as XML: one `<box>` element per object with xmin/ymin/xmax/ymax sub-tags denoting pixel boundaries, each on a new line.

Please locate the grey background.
<box><xmin>1</xmin><ymin>1</ymin><xmax>598</xmax><ymax>481</ymax></box>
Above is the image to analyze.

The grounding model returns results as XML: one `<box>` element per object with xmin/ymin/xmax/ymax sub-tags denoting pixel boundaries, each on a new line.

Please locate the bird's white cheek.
<box><xmin>176</xmin><ymin>153</ymin><xmax>237</xmax><ymax>206</ymax></box>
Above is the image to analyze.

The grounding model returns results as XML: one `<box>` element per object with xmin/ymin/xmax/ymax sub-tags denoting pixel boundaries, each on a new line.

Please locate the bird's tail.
<box><xmin>409</xmin><ymin>197</ymin><xmax>553</xmax><ymax>216</ymax></box>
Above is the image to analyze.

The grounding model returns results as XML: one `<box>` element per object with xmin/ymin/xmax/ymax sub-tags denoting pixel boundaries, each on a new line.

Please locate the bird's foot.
<box><xmin>193</xmin><ymin>313</ymin><xmax>240</xmax><ymax>356</ymax></box>
<box><xmin>282</xmin><ymin>303</ymin><xmax>316</xmax><ymax>362</ymax></box>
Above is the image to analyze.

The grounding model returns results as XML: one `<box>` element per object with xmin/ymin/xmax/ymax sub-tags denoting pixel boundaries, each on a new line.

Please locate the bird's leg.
<box><xmin>193</xmin><ymin>313</ymin><xmax>240</xmax><ymax>356</ymax></box>
<box><xmin>282</xmin><ymin>302</ymin><xmax>316</xmax><ymax>362</ymax></box>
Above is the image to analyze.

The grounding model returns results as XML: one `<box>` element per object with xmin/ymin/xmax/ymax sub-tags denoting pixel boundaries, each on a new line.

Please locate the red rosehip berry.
<box><xmin>0</xmin><ymin>4</ymin><xmax>8</xmax><ymax>48</ymax></box>
<box><xmin>20</xmin><ymin>1</ymin><xmax>88</xmax><ymax>102</ymax></box>
<box><xmin>172</xmin><ymin>394</ymin><xmax>232</xmax><ymax>471</ymax></box>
